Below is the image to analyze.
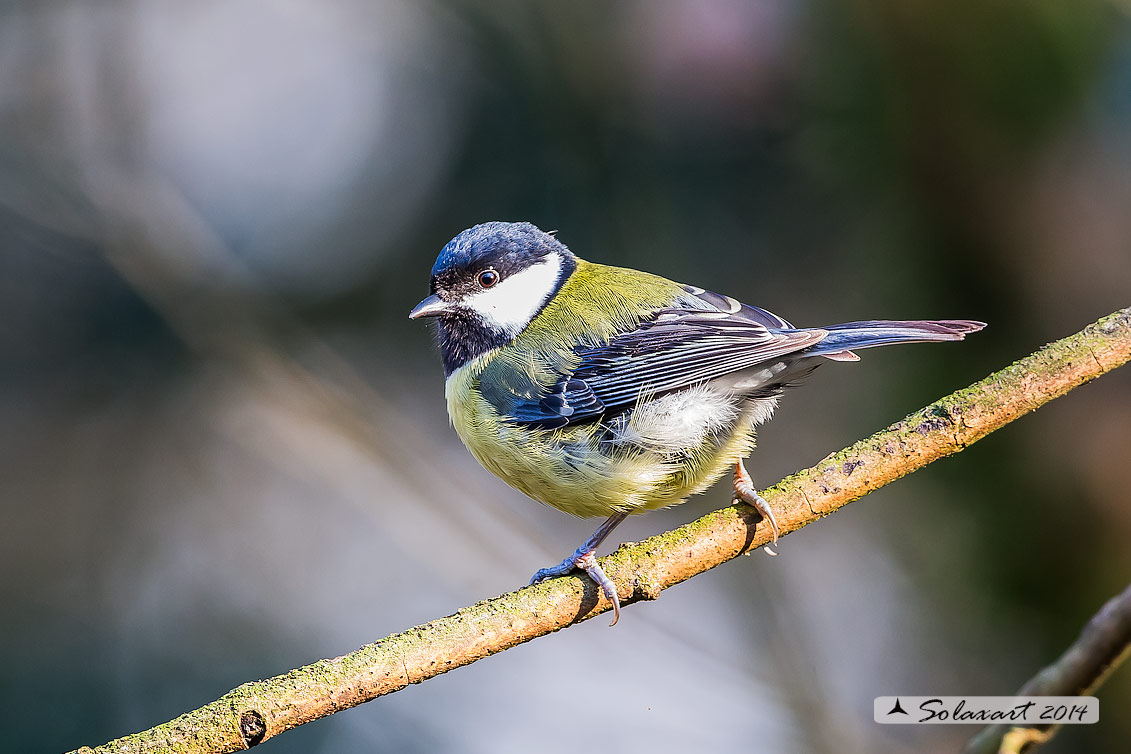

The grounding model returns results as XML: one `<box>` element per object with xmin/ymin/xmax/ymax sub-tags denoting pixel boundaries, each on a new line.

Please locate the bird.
<box><xmin>410</xmin><ymin>221</ymin><xmax>984</xmax><ymax>625</ymax></box>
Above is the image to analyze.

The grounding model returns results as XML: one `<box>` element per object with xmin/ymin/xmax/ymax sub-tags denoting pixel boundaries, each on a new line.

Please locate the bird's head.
<box><xmin>410</xmin><ymin>221</ymin><xmax>577</xmax><ymax>374</ymax></box>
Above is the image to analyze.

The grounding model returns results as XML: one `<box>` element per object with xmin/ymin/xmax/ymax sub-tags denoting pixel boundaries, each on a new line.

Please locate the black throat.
<box><xmin>435</xmin><ymin>253</ymin><xmax>577</xmax><ymax>375</ymax></box>
<box><xmin>435</xmin><ymin>311</ymin><xmax>513</xmax><ymax>376</ymax></box>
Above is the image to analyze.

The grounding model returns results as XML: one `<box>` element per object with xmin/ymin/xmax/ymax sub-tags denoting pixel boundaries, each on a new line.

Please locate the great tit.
<box><xmin>410</xmin><ymin>221</ymin><xmax>983</xmax><ymax>625</ymax></box>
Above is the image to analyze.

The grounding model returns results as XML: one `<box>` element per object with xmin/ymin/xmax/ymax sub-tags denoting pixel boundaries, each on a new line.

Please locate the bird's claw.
<box><xmin>530</xmin><ymin>550</ymin><xmax>621</xmax><ymax>627</ymax></box>
<box><xmin>574</xmin><ymin>551</ymin><xmax>621</xmax><ymax>627</ymax></box>
<box><xmin>734</xmin><ymin>459</ymin><xmax>780</xmax><ymax>555</ymax></box>
<box><xmin>733</xmin><ymin>492</ymin><xmax>779</xmax><ymax>555</ymax></box>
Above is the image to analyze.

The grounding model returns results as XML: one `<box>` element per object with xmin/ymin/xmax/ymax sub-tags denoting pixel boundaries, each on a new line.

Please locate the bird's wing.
<box><xmin>508</xmin><ymin>290</ymin><xmax>825</xmax><ymax>429</ymax></box>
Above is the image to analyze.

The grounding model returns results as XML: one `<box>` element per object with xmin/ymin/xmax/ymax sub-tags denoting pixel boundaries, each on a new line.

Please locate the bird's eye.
<box><xmin>477</xmin><ymin>270</ymin><xmax>499</xmax><ymax>289</ymax></box>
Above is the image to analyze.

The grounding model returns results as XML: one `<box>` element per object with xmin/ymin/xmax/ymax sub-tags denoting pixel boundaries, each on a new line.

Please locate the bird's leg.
<box><xmin>733</xmin><ymin>459</ymin><xmax>780</xmax><ymax>555</ymax></box>
<box><xmin>530</xmin><ymin>511</ymin><xmax>629</xmax><ymax>626</ymax></box>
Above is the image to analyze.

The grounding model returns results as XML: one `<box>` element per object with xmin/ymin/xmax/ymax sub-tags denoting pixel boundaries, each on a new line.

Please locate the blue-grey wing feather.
<box><xmin>509</xmin><ymin>378</ymin><xmax>605</xmax><ymax>430</ymax></box>
<box><xmin>508</xmin><ymin>291</ymin><xmax>822</xmax><ymax>428</ymax></box>
<box><xmin>573</xmin><ymin>319</ymin><xmax>823</xmax><ymax>407</ymax></box>
<box><xmin>678</xmin><ymin>284</ymin><xmax>795</xmax><ymax>328</ymax></box>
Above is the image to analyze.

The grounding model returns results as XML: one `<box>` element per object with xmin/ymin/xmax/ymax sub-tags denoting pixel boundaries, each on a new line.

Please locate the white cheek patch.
<box><xmin>464</xmin><ymin>252</ymin><xmax>563</xmax><ymax>335</ymax></box>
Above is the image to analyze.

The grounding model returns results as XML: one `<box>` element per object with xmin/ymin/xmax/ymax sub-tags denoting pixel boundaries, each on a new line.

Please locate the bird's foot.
<box><xmin>531</xmin><ymin>548</ymin><xmax>621</xmax><ymax>627</ymax></box>
<box><xmin>733</xmin><ymin>459</ymin><xmax>780</xmax><ymax>555</ymax></box>
<box><xmin>530</xmin><ymin>553</ymin><xmax>579</xmax><ymax>584</ymax></box>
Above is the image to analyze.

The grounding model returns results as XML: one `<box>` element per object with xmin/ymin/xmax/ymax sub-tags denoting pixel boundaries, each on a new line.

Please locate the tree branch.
<box><xmin>963</xmin><ymin>581</ymin><xmax>1131</xmax><ymax>754</ymax></box>
<box><xmin>72</xmin><ymin>307</ymin><xmax>1131</xmax><ymax>754</ymax></box>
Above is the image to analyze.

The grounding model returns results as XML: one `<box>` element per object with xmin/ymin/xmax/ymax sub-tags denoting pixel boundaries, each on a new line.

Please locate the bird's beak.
<box><xmin>409</xmin><ymin>294</ymin><xmax>451</xmax><ymax>320</ymax></box>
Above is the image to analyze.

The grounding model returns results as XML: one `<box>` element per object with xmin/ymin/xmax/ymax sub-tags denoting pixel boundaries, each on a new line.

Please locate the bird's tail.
<box><xmin>807</xmin><ymin>319</ymin><xmax>986</xmax><ymax>361</ymax></box>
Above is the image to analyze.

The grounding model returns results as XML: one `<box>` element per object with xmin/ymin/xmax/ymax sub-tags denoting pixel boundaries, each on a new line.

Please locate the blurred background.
<box><xmin>2</xmin><ymin>1</ymin><xmax>1130</xmax><ymax>752</ymax></box>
